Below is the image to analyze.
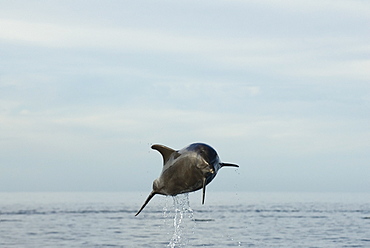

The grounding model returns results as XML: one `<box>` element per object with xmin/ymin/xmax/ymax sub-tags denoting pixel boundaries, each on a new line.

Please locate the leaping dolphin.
<box><xmin>135</xmin><ymin>143</ymin><xmax>239</xmax><ymax>216</ymax></box>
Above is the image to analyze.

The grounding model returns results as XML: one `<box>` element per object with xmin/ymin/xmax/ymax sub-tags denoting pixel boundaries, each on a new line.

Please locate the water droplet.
<box><xmin>166</xmin><ymin>193</ymin><xmax>194</xmax><ymax>247</ymax></box>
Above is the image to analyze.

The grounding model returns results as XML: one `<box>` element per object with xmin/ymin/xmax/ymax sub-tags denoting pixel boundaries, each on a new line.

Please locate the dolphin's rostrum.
<box><xmin>135</xmin><ymin>143</ymin><xmax>239</xmax><ymax>216</ymax></box>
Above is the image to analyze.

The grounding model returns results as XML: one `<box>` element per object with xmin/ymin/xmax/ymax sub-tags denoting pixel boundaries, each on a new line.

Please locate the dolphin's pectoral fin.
<box><xmin>220</xmin><ymin>163</ymin><xmax>239</xmax><ymax>168</ymax></box>
<box><xmin>202</xmin><ymin>177</ymin><xmax>207</xmax><ymax>205</ymax></box>
<box><xmin>135</xmin><ymin>191</ymin><xmax>157</xmax><ymax>216</ymax></box>
<box><xmin>151</xmin><ymin>144</ymin><xmax>176</xmax><ymax>165</ymax></box>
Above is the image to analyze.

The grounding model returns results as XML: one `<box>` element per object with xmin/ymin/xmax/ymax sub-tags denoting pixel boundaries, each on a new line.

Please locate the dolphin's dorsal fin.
<box><xmin>151</xmin><ymin>144</ymin><xmax>177</xmax><ymax>165</ymax></box>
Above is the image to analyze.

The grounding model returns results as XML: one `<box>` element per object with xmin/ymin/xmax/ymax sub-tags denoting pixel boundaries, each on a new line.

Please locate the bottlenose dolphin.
<box><xmin>135</xmin><ymin>143</ymin><xmax>239</xmax><ymax>216</ymax></box>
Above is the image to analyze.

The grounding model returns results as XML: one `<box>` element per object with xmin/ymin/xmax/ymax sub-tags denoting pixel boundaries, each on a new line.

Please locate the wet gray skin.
<box><xmin>135</xmin><ymin>143</ymin><xmax>239</xmax><ymax>216</ymax></box>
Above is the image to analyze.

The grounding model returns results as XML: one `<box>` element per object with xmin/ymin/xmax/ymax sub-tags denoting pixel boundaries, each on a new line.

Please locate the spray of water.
<box><xmin>163</xmin><ymin>193</ymin><xmax>194</xmax><ymax>248</ymax></box>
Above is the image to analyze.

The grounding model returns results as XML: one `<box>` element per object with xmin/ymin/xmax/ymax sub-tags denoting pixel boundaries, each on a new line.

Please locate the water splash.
<box><xmin>163</xmin><ymin>193</ymin><xmax>194</xmax><ymax>248</ymax></box>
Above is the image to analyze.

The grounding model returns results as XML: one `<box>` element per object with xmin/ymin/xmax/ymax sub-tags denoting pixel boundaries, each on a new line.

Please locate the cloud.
<box><xmin>1</xmin><ymin>0</ymin><xmax>369</xmax><ymax>192</ymax></box>
<box><xmin>0</xmin><ymin>18</ymin><xmax>279</xmax><ymax>54</ymax></box>
<box><xmin>2</xmin><ymin>102</ymin><xmax>368</xmax><ymax>162</ymax></box>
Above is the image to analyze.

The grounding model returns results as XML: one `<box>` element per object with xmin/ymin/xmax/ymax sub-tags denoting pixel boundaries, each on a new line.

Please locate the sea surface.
<box><xmin>1</xmin><ymin>192</ymin><xmax>370</xmax><ymax>247</ymax></box>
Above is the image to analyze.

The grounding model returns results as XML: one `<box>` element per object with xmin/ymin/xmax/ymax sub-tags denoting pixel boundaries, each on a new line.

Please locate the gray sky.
<box><xmin>1</xmin><ymin>0</ymin><xmax>369</xmax><ymax>192</ymax></box>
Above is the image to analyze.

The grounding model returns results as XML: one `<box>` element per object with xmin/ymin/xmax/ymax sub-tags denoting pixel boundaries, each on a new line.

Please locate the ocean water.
<box><xmin>1</xmin><ymin>192</ymin><xmax>370</xmax><ymax>247</ymax></box>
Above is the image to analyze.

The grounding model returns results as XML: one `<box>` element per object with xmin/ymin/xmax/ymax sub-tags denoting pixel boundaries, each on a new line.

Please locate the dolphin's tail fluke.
<box><xmin>135</xmin><ymin>191</ymin><xmax>157</xmax><ymax>216</ymax></box>
<box><xmin>220</xmin><ymin>163</ymin><xmax>239</xmax><ymax>168</ymax></box>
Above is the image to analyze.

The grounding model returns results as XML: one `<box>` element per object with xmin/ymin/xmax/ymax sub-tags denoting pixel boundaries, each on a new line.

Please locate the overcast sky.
<box><xmin>1</xmin><ymin>0</ymin><xmax>369</xmax><ymax>192</ymax></box>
